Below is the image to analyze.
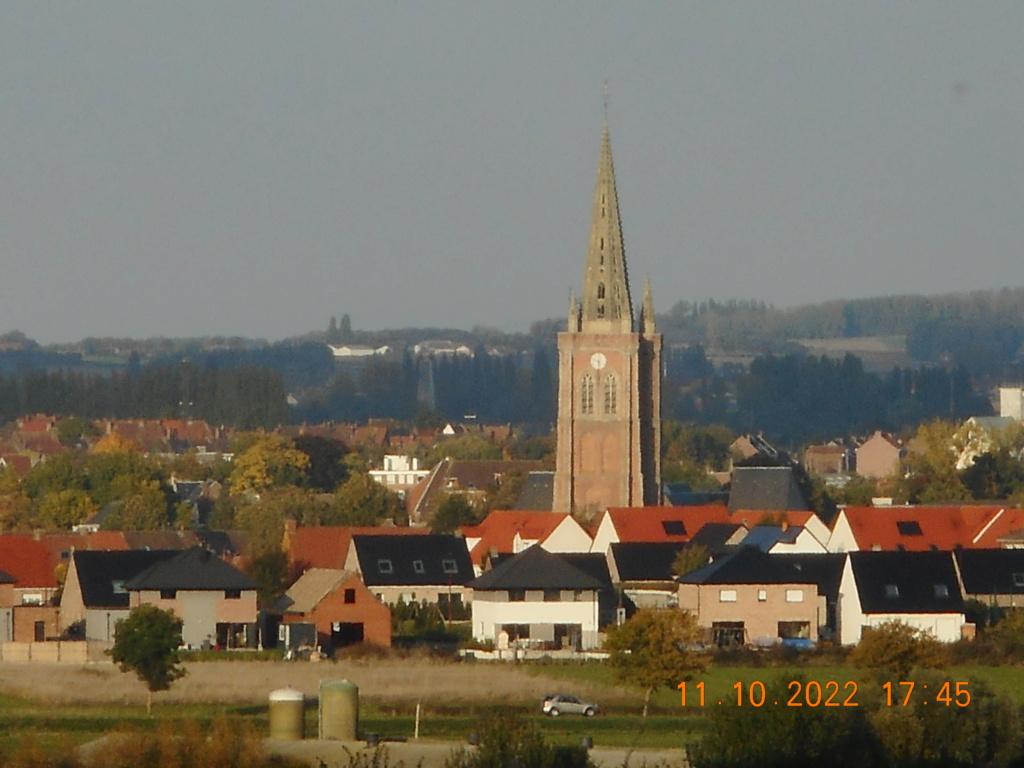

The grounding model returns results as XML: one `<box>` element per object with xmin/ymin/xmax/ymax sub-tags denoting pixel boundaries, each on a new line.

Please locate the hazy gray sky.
<box><xmin>3</xmin><ymin>3</ymin><xmax>1022</xmax><ymax>344</ymax></box>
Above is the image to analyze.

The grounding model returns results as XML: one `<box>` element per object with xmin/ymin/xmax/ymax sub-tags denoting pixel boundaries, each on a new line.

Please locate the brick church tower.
<box><xmin>552</xmin><ymin>122</ymin><xmax>662</xmax><ymax>515</ymax></box>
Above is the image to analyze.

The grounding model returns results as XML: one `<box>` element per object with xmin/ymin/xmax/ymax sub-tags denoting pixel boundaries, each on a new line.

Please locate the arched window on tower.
<box><xmin>603</xmin><ymin>373</ymin><xmax>618</xmax><ymax>415</ymax></box>
<box><xmin>597</xmin><ymin>283</ymin><xmax>605</xmax><ymax>299</ymax></box>
<box><xmin>580</xmin><ymin>374</ymin><xmax>595</xmax><ymax>415</ymax></box>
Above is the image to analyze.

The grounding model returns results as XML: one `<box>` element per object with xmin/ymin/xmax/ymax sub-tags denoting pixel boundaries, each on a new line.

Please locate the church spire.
<box><xmin>579</xmin><ymin>121</ymin><xmax>633</xmax><ymax>333</ymax></box>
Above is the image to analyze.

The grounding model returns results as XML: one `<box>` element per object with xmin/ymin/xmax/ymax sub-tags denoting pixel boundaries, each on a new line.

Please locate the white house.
<box><xmin>837</xmin><ymin>551</ymin><xmax>965</xmax><ymax>645</ymax></box>
<box><xmin>468</xmin><ymin>546</ymin><xmax>601</xmax><ymax>651</ymax></box>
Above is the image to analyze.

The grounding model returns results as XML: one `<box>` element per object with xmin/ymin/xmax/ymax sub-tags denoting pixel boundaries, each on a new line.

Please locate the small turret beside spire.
<box><xmin>641</xmin><ymin>278</ymin><xmax>656</xmax><ymax>335</ymax></box>
<box><xmin>568</xmin><ymin>290</ymin><xmax>580</xmax><ymax>332</ymax></box>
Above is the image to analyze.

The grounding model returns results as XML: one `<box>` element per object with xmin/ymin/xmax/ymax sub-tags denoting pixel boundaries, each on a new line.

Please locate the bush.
<box><xmin>849</xmin><ymin>621</ymin><xmax>947</xmax><ymax>681</ymax></box>
<box><xmin>443</xmin><ymin>710</ymin><xmax>592</xmax><ymax>768</ymax></box>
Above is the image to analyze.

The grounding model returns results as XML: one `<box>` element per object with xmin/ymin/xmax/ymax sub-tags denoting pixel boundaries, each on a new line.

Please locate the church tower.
<box><xmin>552</xmin><ymin>122</ymin><xmax>662</xmax><ymax>515</ymax></box>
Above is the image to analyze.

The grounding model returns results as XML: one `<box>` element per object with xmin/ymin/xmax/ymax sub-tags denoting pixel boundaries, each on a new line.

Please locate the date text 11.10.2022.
<box><xmin>678</xmin><ymin>681</ymin><xmax>972</xmax><ymax>707</ymax></box>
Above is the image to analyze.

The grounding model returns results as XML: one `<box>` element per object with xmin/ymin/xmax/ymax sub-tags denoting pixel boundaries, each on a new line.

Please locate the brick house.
<box><xmin>275</xmin><ymin>568</ymin><xmax>391</xmax><ymax>651</ymax></box>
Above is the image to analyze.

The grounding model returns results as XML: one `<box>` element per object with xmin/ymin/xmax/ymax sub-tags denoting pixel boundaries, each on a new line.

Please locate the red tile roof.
<box><xmin>0</xmin><ymin>535</ymin><xmax>60</xmax><ymax>588</ymax></box>
<box><xmin>839</xmin><ymin>505</ymin><xmax>1005</xmax><ymax>551</ymax></box>
<box><xmin>603</xmin><ymin>505</ymin><xmax>820</xmax><ymax>544</ymax></box>
<box><xmin>460</xmin><ymin>511</ymin><xmax>576</xmax><ymax>566</ymax></box>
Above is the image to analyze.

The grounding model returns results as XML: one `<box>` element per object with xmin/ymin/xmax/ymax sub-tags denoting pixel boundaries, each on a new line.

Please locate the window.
<box><xmin>758</xmin><ymin>589</ymin><xmax>768</xmax><ymax>602</ymax></box>
<box><xmin>225</xmin><ymin>589</ymin><xmax>241</xmax><ymax>600</ymax></box>
<box><xmin>603</xmin><ymin>374</ymin><xmax>618</xmax><ymax>415</ymax></box>
<box><xmin>597</xmin><ymin>305</ymin><xmax>605</xmax><ymax>318</ymax></box>
<box><xmin>573</xmin><ymin>589</ymin><xmax>584</xmax><ymax>602</ymax></box>
<box><xmin>1014</xmin><ymin>573</ymin><xmax>1024</xmax><ymax>588</ymax></box>
<box><xmin>719</xmin><ymin>589</ymin><xmax>737</xmax><ymax>602</ymax></box>
<box><xmin>160</xmin><ymin>589</ymin><xmax>177</xmax><ymax>600</ymax></box>
<box><xmin>785</xmin><ymin>589</ymin><xmax>804</xmax><ymax>603</ymax></box>
<box><xmin>934</xmin><ymin>584</ymin><xmax>949</xmax><ymax>598</ymax></box>
<box><xmin>413</xmin><ymin>560</ymin><xmax>425</xmax><ymax>575</ymax></box>
<box><xmin>896</xmin><ymin>520</ymin><xmax>923</xmax><ymax>536</ymax></box>
<box><xmin>661</xmin><ymin>520</ymin><xmax>686</xmax><ymax>535</ymax></box>
<box><xmin>344</xmin><ymin>588</ymin><xmax>356</xmax><ymax>604</ymax></box>
<box><xmin>377</xmin><ymin>559</ymin><xmax>394</xmax><ymax>575</ymax></box>
<box><xmin>111</xmin><ymin>580</ymin><xmax>127</xmax><ymax>595</ymax></box>
<box><xmin>884</xmin><ymin>584</ymin><xmax>900</xmax><ymax>598</ymax></box>
<box><xmin>442</xmin><ymin>559</ymin><xmax>458</xmax><ymax>574</ymax></box>
<box><xmin>543</xmin><ymin>589</ymin><xmax>560</xmax><ymax>602</ymax></box>
<box><xmin>581</xmin><ymin>374</ymin><xmax>595</xmax><ymax>415</ymax></box>
<box><xmin>21</xmin><ymin>594</ymin><xmax>43</xmax><ymax>606</ymax></box>
<box><xmin>509</xmin><ymin>589</ymin><xmax>526</xmax><ymax>602</ymax></box>
<box><xmin>597</xmin><ymin>283</ymin><xmax>605</xmax><ymax>299</ymax></box>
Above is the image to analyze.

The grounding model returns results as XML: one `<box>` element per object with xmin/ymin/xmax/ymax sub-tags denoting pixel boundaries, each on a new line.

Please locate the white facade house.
<box><xmin>468</xmin><ymin>546</ymin><xmax>602</xmax><ymax>650</ymax></box>
<box><xmin>369</xmin><ymin>455</ymin><xmax>431</xmax><ymax>490</ymax></box>
<box><xmin>328</xmin><ymin>344</ymin><xmax>391</xmax><ymax>358</ymax></box>
<box><xmin>838</xmin><ymin>551</ymin><xmax>965</xmax><ymax>645</ymax></box>
<box><xmin>1000</xmin><ymin>386</ymin><xmax>1024</xmax><ymax>420</ymax></box>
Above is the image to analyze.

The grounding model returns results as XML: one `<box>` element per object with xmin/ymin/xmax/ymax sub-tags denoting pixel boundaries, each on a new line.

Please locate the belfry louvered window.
<box><xmin>603</xmin><ymin>374</ymin><xmax>618</xmax><ymax>414</ymax></box>
<box><xmin>581</xmin><ymin>374</ymin><xmax>595</xmax><ymax>414</ymax></box>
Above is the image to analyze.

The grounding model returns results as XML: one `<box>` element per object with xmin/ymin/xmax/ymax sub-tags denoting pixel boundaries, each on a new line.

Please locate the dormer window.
<box><xmin>377</xmin><ymin>559</ymin><xmax>394</xmax><ymax>575</ymax></box>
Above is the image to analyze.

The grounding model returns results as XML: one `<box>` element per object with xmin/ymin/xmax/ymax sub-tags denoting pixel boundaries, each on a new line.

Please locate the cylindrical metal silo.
<box><xmin>319</xmin><ymin>679</ymin><xmax>359</xmax><ymax>740</ymax></box>
<box><xmin>268</xmin><ymin>687</ymin><xmax>305</xmax><ymax>741</ymax></box>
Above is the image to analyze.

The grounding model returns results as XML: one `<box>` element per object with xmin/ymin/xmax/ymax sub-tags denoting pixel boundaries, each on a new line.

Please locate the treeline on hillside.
<box><xmin>669</xmin><ymin>351</ymin><xmax>991</xmax><ymax>447</ymax></box>
<box><xmin>0</xmin><ymin>366</ymin><xmax>288</xmax><ymax>430</ymax></box>
<box><xmin>661</xmin><ymin>288</ymin><xmax>1024</xmax><ymax>373</ymax></box>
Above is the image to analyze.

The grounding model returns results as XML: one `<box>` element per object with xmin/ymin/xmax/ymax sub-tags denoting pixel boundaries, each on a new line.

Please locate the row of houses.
<box><xmin>4</xmin><ymin>499</ymin><xmax>1024</xmax><ymax>660</ymax></box>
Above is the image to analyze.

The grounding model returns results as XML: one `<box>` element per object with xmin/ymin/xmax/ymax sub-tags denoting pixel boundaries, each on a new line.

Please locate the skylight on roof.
<box><xmin>934</xmin><ymin>584</ymin><xmax>950</xmax><ymax>598</ymax></box>
<box><xmin>662</xmin><ymin>520</ymin><xmax>686</xmax><ymax>535</ymax></box>
<box><xmin>413</xmin><ymin>560</ymin><xmax>425</xmax><ymax>575</ymax></box>
<box><xmin>1013</xmin><ymin>573</ymin><xmax>1024</xmax><ymax>588</ymax></box>
<box><xmin>884</xmin><ymin>584</ymin><xmax>900</xmax><ymax>598</ymax></box>
<box><xmin>442</xmin><ymin>559</ymin><xmax>458</xmax><ymax>574</ymax></box>
<box><xmin>896</xmin><ymin>521</ymin><xmax>923</xmax><ymax>536</ymax></box>
<box><xmin>377</xmin><ymin>559</ymin><xmax>393</xmax><ymax>575</ymax></box>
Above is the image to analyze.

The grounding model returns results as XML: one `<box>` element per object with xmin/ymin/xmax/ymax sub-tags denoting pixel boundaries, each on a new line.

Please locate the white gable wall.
<box><xmin>472</xmin><ymin>589</ymin><xmax>599</xmax><ymax>649</ymax></box>
<box><xmin>827</xmin><ymin>511</ymin><xmax>858</xmax><ymax>553</ymax></box>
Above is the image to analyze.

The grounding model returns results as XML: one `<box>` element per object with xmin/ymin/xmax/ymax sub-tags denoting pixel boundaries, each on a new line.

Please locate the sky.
<box><xmin>2</xmin><ymin>3</ymin><xmax>1023</xmax><ymax>345</ymax></box>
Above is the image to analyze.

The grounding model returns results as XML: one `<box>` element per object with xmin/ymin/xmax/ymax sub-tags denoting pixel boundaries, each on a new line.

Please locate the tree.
<box><xmin>431</xmin><ymin>493</ymin><xmax>478</xmax><ymax>533</ymax></box>
<box><xmin>328</xmin><ymin>472</ymin><xmax>405</xmax><ymax>526</ymax></box>
<box><xmin>228</xmin><ymin>435</ymin><xmax>310</xmax><ymax>496</ymax></box>
<box><xmin>895</xmin><ymin>421</ymin><xmax>970</xmax><ymax>504</ymax></box>
<box><xmin>109</xmin><ymin>604</ymin><xmax>186</xmax><ymax>714</ymax></box>
<box><xmin>604</xmin><ymin>608</ymin><xmax>705</xmax><ymax>716</ymax></box>
<box><xmin>671</xmin><ymin>543</ymin><xmax>709</xmax><ymax>577</ymax></box>
<box><xmin>849</xmin><ymin>620</ymin><xmax>947</xmax><ymax>681</ymax></box>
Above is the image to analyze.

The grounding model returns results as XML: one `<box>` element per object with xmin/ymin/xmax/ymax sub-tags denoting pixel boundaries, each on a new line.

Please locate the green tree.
<box><xmin>604</xmin><ymin>608</ymin><xmax>705</xmax><ymax>717</ymax></box>
<box><xmin>849</xmin><ymin>620</ymin><xmax>947</xmax><ymax>681</ymax></box>
<box><xmin>37</xmin><ymin>489</ymin><xmax>97</xmax><ymax>530</ymax></box>
<box><xmin>109</xmin><ymin>604</ymin><xmax>186</xmax><ymax>714</ymax></box>
<box><xmin>671</xmin><ymin>544</ymin><xmax>709</xmax><ymax>577</ymax></box>
<box><xmin>431</xmin><ymin>493</ymin><xmax>479</xmax><ymax>533</ymax></box>
<box><xmin>55</xmin><ymin>416</ymin><xmax>99</xmax><ymax>445</ymax></box>
<box><xmin>328</xmin><ymin>472</ymin><xmax>405</xmax><ymax>526</ymax></box>
<box><xmin>246</xmin><ymin>548</ymin><xmax>291</xmax><ymax>609</ymax></box>
<box><xmin>895</xmin><ymin>420</ymin><xmax>970</xmax><ymax>504</ymax></box>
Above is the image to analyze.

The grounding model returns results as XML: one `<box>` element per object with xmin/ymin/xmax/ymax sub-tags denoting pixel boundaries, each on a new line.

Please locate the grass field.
<box><xmin>3</xmin><ymin>657</ymin><xmax>1024</xmax><ymax>758</ymax></box>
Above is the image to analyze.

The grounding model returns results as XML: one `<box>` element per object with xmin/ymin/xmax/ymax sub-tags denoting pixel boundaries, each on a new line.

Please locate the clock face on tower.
<box><xmin>590</xmin><ymin>352</ymin><xmax>607</xmax><ymax>370</ymax></box>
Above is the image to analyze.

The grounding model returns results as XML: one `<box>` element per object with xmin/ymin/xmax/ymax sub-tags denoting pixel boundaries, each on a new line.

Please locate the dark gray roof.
<box><xmin>469</xmin><ymin>546</ymin><xmax>604</xmax><ymax>591</ymax></box>
<box><xmin>124</xmin><ymin>547</ymin><xmax>259</xmax><ymax>591</ymax></box>
<box><xmin>610</xmin><ymin>542</ymin><xmax>686</xmax><ymax>582</ymax></box>
<box><xmin>71</xmin><ymin>550</ymin><xmax>180</xmax><ymax>609</ymax></box>
<box><xmin>351</xmin><ymin>534</ymin><xmax>473</xmax><ymax>587</ymax></box>
<box><xmin>956</xmin><ymin>549</ymin><xmax>1024</xmax><ymax>596</ymax></box>
<box><xmin>559</xmin><ymin>553</ymin><xmax>614</xmax><ymax>588</ymax></box>
<box><xmin>688</xmin><ymin>523</ymin><xmax>745</xmax><ymax>555</ymax></box>
<box><xmin>678</xmin><ymin>546</ymin><xmax>816</xmax><ymax>586</ymax></box>
<box><xmin>772</xmin><ymin>553</ymin><xmax>846</xmax><ymax>603</ymax></box>
<box><xmin>849</xmin><ymin>551</ymin><xmax>963</xmax><ymax>614</ymax></box>
<box><xmin>728</xmin><ymin>466</ymin><xmax>809</xmax><ymax>512</ymax></box>
<box><xmin>0</xmin><ymin>569</ymin><xmax>15</xmax><ymax>584</ymax></box>
<box><xmin>740</xmin><ymin>525</ymin><xmax>803</xmax><ymax>551</ymax></box>
<box><xmin>663</xmin><ymin>483</ymin><xmax>729</xmax><ymax>507</ymax></box>
<box><xmin>511</xmin><ymin>471</ymin><xmax>555</xmax><ymax>511</ymax></box>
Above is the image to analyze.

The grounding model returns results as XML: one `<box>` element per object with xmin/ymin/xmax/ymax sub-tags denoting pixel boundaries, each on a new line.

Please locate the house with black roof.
<box><xmin>468</xmin><ymin>545</ymin><xmax>603</xmax><ymax>650</ymax></box>
<box><xmin>61</xmin><ymin>549</ymin><xmax>180</xmax><ymax>643</ymax></box>
<box><xmin>955</xmin><ymin>548</ymin><xmax>1024</xmax><ymax>609</ymax></box>
<box><xmin>677</xmin><ymin>547</ymin><xmax>822</xmax><ymax>647</ymax></box>
<box><xmin>124</xmin><ymin>547</ymin><xmax>260</xmax><ymax>649</ymax></box>
<box><xmin>607</xmin><ymin>542</ymin><xmax>690</xmax><ymax>609</ymax></box>
<box><xmin>728</xmin><ymin>466</ymin><xmax>809</xmax><ymax>513</ymax></box>
<box><xmin>344</xmin><ymin>534</ymin><xmax>473</xmax><ymax>609</ymax></box>
<box><xmin>838</xmin><ymin>550</ymin><xmax>965</xmax><ymax>645</ymax></box>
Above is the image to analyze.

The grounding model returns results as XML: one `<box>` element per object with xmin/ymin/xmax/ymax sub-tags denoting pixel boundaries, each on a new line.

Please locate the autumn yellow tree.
<box><xmin>228</xmin><ymin>435</ymin><xmax>309</xmax><ymax>496</ymax></box>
